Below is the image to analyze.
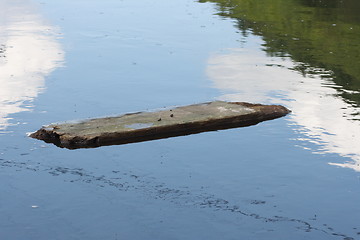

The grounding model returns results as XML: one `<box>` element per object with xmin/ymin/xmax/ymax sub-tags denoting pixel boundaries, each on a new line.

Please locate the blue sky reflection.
<box><xmin>207</xmin><ymin>36</ymin><xmax>360</xmax><ymax>172</ymax></box>
<box><xmin>0</xmin><ymin>0</ymin><xmax>64</xmax><ymax>132</ymax></box>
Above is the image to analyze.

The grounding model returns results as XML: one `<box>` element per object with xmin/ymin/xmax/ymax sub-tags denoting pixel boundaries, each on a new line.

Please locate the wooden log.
<box><xmin>30</xmin><ymin>101</ymin><xmax>290</xmax><ymax>149</ymax></box>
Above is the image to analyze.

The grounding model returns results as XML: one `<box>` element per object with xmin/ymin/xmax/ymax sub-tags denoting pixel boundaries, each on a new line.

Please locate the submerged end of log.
<box><xmin>30</xmin><ymin>101</ymin><xmax>291</xmax><ymax>149</ymax></box>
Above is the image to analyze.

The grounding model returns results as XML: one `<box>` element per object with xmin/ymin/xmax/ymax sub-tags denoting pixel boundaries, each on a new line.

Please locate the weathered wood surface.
<box><xmin>30</xmin><ymin>101</ymin><xmax>290</xmax><ymax>149</ymax></box>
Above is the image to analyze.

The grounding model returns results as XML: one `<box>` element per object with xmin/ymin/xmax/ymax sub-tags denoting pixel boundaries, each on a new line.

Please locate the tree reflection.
<box><xmin>201</xmin><ymin>0</ymin><xmax>360</xmax><ymax>171</ymax></box>
<box><xmin>207</xmin><ymin>44</ymin><xmax>360</xmax><ymax>172</ymax></box>
<box><xmin>200</xmin><ymin>0</ymin><xmax>360</xmax><ymax>105</ymax></box>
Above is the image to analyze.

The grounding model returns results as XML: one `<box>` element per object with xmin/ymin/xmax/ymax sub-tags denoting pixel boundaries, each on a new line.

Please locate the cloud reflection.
<box><xmin>0</xmin><ymin>0</ymin><xmax>64</xmax><ymax>132</ymax></box>
<box><xmin>207</xmin><ymin>43</ymin><xmax>360</xmax><ymax>172</ymax></box>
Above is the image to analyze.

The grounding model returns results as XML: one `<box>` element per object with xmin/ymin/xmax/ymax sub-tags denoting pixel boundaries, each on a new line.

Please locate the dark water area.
<box><xmin>0</xmin><ymin>0</ymin><xmax>359</xmax><ymax>239</ymax></box>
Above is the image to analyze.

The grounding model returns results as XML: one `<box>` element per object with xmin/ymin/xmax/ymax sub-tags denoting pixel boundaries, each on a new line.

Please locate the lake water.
<box><xmin>1</xmin><ymin>0</ymin><xmax>359</xmax><ymax>239</ymax></box>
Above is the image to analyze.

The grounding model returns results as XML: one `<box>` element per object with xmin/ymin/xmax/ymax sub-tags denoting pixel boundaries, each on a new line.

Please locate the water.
<box><xmin>0</xmin><ymin>0</ymin><xmax>359</xmax><ymax>239</ymax></box>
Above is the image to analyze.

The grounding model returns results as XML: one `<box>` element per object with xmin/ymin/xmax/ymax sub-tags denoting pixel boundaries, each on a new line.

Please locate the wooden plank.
<box><xmin>30</xmin><ymin>101</ymin><xmax>290</xmax><ymax>149</ymax></box>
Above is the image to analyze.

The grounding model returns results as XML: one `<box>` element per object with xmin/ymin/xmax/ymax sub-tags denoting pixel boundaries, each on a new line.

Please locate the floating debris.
<box><xmin>30</xmin><ymin>101</ymin><xmax>290</xmax><ymax>149</ymax></box>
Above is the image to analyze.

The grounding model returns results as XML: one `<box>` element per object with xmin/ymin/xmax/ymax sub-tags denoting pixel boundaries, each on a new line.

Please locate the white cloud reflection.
<box><xmin>0</xmin><ymin>0</ymin><xmax>64</xmax><ymax>132</ymax></box>
<box><xmin>207</xmin><ymin>44</ymin><xmax>360</xmax><ymax>172</ymax></box>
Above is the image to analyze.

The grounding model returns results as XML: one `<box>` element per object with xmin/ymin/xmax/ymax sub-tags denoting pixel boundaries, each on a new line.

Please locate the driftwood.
<box><xmin>30</xmin><ymin>101</ymin><xmax>290</xmax><ymax>149</ymax></box>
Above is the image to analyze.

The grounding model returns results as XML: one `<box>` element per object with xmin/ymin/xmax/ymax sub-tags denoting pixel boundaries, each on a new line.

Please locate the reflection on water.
<box><xmin>199</xmin><ymin>0</ymin><xmax>360</xmax><ymax>104</ymax></box>
<box><xmin>0</xmin><ymin>0</ymin><xmax>64</xmax><ymax>132</ymax></box>
<box><xmin>0</xmin><ymin>1</ymin><xmax>359</xmax><ymax>239</ymax></box>
<box><xmin>202</xmin><ymin>0</ymin><xmax>360</xmax><ymax>172</ymax></box>
<box><xmin>207</xmin><ymin>42</ymin><xmax>360</xmax><ymax>172</ymax></box>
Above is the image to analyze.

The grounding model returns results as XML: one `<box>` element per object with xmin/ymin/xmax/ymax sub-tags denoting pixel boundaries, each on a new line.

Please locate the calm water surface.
<box><xmin>0</xmin><ymin>0</ymin><xmax>359</xmax><ymax>239</ymax></box>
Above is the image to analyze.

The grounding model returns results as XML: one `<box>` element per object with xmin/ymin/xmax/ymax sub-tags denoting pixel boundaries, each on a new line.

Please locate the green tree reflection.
<box><xmin>200</xmin><ymin>0</ymin><xmax>360</xmax><ymax>107</ymax></box>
